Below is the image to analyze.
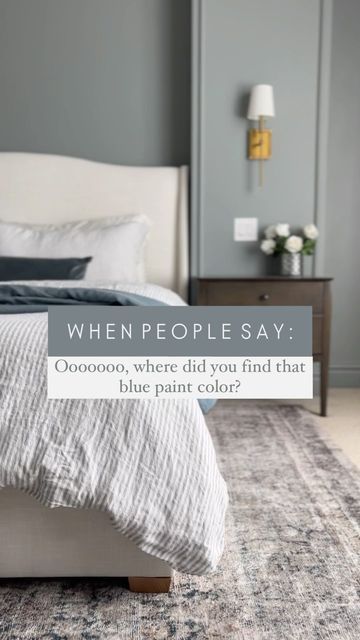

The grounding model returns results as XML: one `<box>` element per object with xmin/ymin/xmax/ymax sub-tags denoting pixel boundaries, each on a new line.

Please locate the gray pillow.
<box><xmin>0</xmin><ymin>256</ymin><xmax>92</xmax><ymax>281</ymax></box>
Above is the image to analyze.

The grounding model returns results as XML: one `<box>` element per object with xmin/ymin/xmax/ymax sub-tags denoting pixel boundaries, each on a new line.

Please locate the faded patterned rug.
<box><xmin>1</xmin><ymin>402</ymin><xmax>360</xmax><ymax>639</ymax></box>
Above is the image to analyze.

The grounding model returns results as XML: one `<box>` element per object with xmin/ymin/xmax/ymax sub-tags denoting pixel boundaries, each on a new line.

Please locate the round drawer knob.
<box><xmin>259</xmin><ymin>293</ymin><xmax>270</xmax><ymax>301</ymax></box>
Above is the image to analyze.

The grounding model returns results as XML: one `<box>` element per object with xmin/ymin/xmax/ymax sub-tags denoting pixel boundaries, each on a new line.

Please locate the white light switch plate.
<box><xmin>234</xmin><ymin>217</ymin><xmax>258</xmax><ymax>242</ymax></box>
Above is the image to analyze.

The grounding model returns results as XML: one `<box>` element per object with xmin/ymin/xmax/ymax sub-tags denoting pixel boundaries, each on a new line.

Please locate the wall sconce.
<box><xmin>247</xmin><ymin>84</ymin><xmax>275</xmax><ymax>187</ymax></box>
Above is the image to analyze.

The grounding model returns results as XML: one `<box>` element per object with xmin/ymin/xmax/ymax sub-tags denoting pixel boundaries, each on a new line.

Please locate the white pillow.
<box><xmin>0</xmin><ymin>215</ymin><xmax>150</xmax><ymax>283</ymax></box>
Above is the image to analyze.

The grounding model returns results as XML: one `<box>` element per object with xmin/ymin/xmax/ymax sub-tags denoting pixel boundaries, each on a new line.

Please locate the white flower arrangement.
<box><xmin>260</xmin><ymin>239</ymin><xmax>276</xmax><ymax>255</ymax></box>
<box><xmin>285</xmin><ymin>235</ymin><xmax>303</xmax><ymax>253</ymax></box>
<box><xmin>260</xmin><ymin>223</ymin><xmax>319</xmax><ymax>256</ymax></box>
<box><xmin>303</xmin><ymin>223</ymin><xmax>319</xmax><ymax>240</ymax></box>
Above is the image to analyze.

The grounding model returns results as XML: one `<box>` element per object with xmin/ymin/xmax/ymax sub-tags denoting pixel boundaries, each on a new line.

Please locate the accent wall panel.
<box><xmin>192</xmin><ymin>0</ymin><xmax>324</xmax><ymax>277</ymax></box>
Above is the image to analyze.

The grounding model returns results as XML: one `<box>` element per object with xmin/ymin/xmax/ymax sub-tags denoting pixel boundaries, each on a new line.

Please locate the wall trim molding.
<box><xmin>313</xmin><ymin>0</ymin><xmax>333</xmax><ymax>276</ymax></box>
<box><xmin>191</xmin><ymin>0</ymin><xmax>203</xmax><ymax>282</ymax></box>
<box><xmin>314</xmin><ymin>365</ymin><xmax>360</xmax><ymax>388</ymax></box>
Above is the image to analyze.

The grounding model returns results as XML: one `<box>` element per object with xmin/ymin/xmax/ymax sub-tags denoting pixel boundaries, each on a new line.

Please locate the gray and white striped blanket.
<box><xmin>0</xmin><ymin>281</ymin><xmax>228</xmax><ymax>575</ymax></box>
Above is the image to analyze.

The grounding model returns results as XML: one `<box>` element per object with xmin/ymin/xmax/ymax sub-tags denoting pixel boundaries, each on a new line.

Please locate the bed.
<box><xmin>0</xmin><ymin>153</ymin><xmax>227</xmax><ymax>593</ymax></box>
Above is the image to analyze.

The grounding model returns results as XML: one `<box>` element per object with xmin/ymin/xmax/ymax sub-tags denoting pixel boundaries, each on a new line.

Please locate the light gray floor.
<box><xmin>248</xmin><ymin>388</ymin><xmax>360</xmax><ymax>469</ymax></box>
<box><xmin>303</xmin><ymin>388</ymin><xmax>360</xmax><ymax>469</ymax></box>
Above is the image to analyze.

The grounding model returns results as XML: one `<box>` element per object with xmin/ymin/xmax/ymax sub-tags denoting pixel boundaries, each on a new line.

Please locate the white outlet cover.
<box><xmin>234</xmin><ymin>217</ymin><xmax>258</xmax><ymax>242</ymax></box>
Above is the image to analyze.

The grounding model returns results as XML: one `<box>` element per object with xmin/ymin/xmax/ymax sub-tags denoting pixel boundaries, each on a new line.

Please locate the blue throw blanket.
<box><xmin>0</xmin><ymin>284</ymin><xmax>216</xmax><ymax>414</ymax></box>
<box><xmin>0</xmin><ymin>283</ymin><xmax>167</xmax><ymax>313</ymax></box>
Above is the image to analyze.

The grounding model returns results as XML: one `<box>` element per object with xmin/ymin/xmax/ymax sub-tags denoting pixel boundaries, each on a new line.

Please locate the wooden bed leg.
<box><xmin>128</xmin><ymin>576</ymin><xmax>171</xmax><ymax>593</ymax></box>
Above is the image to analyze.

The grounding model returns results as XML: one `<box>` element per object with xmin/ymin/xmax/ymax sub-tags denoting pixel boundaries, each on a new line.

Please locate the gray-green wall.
<box><xmin>192</xmin><ymin>0</ymin><xmax>360</xmax><ymax>386</ymax></box>
<box><xmin>0</xmin><ymin>0</ymin><xmax>190</xmax><ymax>166</ymax></box>
<box><xmin>324</xmin><ymin>0</ymin><xmax>360</xmax><ymax>385</ymax></box>
<box><xmin>0</xmin><ymin>0</ymin><xmax>359</xmax><ymax>385</ymax></box>
<box><xmin>192</xmin><ymin>0</ymin><xmax>323</xmax><ymax>278</ymax></box>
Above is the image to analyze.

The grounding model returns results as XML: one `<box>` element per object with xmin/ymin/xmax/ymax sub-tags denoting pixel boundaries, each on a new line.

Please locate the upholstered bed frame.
<box><xmin>0</xmin><ymin>152</ymin><xmax>189</xmax><ymax>592</ymax></box>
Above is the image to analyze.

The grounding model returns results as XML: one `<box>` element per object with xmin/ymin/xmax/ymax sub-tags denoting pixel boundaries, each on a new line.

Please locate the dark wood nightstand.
<box><xmin>195</xmin><ymin>277</ymin><xmax>333</xmax><ymax>417</ymax></box>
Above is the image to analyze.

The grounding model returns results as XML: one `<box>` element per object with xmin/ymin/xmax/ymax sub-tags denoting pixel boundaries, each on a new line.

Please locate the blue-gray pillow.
<box><xmin>0</xmin><ymin>256</ymin><xmax>92</xmax><ymax>281</ymax></box>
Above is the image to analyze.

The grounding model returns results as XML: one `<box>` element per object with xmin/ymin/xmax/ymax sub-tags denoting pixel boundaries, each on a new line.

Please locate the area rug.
<box><xmin>1</xmin><ymin>402</ymin><xmax>360</xmax><ymax>639</ymax></box>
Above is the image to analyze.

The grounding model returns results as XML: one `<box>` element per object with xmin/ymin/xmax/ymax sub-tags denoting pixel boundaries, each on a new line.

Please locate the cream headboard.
<box><xmin>0</xmin><ymin>153</ymin><xmax>189</xmax><ymax>298</ymax></box>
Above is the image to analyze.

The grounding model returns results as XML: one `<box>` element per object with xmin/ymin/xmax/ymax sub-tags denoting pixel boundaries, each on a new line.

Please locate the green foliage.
<box><xmin>273</xmin><ymin>236</ymin><xmax>287</xmax><ymax>255</ymax></box>
<box><xmin>302</xmin><ymin>238</ymin><xmax>316</xmax><ymax>255</ymax></box>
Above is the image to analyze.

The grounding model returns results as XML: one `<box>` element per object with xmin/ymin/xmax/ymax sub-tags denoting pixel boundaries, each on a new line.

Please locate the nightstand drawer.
<box><xmin>202</xmin><ymin>280</ymin><xmax>324</xmax><ymax>313</ymax></box>
<box><xmin>196</xmin><ymin>276</ymin><xmax>332</xmax><ymax>416</ymax></box>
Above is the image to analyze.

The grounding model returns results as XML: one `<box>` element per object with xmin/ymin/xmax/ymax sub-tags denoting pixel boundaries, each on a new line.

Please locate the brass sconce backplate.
<box><xmin>248</xmin><ymin>129</ymin><xmax>272</xmax><ymax>160</ymax></box>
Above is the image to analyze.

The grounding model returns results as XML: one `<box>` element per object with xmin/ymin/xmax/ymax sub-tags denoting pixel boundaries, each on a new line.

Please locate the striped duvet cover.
<box><xmin>0</xmin><ymin>281</ymin><xmax>228</xmax><ymax>575</ymax></box>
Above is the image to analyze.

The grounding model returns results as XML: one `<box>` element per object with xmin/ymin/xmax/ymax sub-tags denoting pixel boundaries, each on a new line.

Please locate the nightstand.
<box><xmin>195</xmin><ymin>277</ymin><xmax>333</xmax><ymax>417</ymax></box>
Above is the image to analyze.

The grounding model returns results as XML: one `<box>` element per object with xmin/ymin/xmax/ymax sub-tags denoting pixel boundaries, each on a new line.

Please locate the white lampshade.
<box><xmin>247</xmin><ymin>84</ymin><xmax>275</xmax><ymax>120</ymax></box>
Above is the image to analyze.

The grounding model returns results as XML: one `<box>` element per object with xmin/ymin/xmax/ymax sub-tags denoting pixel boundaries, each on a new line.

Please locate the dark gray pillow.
<box><xmin>0</xmin><ymin>256</ymin><xmax>92</xmax><ymax>281</ymax></box>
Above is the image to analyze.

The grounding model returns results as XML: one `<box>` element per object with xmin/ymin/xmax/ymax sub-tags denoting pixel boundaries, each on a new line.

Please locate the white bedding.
<box><xmin>0</xmin><ymin>215</ymin><xmax>150</xmax><ymax>283</ymax></box>
<box><xmin>0</xmin><ymin>281</ymin><xmax>228</xmax><ymax>575</ymax></box>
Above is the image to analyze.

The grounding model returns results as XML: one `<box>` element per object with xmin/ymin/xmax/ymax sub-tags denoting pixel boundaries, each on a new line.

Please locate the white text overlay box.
<box><xmin>48</xmin><ymin>356</ymin><xmax>313</xmax><ymax>399</ymax></box>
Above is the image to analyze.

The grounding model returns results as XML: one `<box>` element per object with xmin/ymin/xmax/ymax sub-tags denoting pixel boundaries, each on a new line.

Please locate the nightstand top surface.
<box><xmin>197</xmin><ymin>276</ymin><xmax>333</xmax><ymax>282</ymax></box>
